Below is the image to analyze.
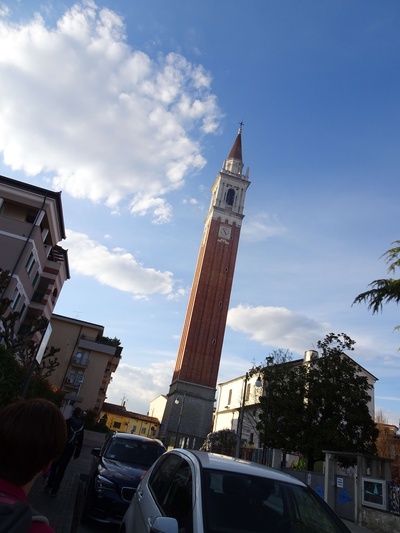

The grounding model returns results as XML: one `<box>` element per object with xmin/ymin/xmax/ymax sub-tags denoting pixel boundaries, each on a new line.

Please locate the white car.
<box><xmin>120</xmin><ymin>449</ymin><xmax>351</xmax><ymax>533</ymax></box>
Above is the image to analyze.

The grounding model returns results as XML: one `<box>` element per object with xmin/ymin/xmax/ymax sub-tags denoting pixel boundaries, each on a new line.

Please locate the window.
<box><xmin>149</xmin><ymin>455</ymin><xmax>193</xmax><ymax>533</ymax></box>
<box><xmin>227</xmin><ymin>389</ymin><xmax>232</xmax><ymax>405</ymax></box>
<box><xmin>25</xmin><ymin>252</ymin><xmax>35</xmax><ymax>274</ymax></box>
<box><xmin>66</xmin><ymin>370</ymin><xmax>84</xmax><ymax>387</ymax></box>
<box><xmin>246</xmin><ymin>384</ymin><xmax>251</xmax><ymax>402</ymax></box>
<box><xmin>226</xmin><ymin>188</ymin><xmax>235</xmax><ymax>206</ymax></box>
<box><xmin>11</xmin><ymin>288</ymin><xmax>21</xmax><ymax>310</ymax></box>
<box><xmin>74</xmin><ymin>351</ymin><xmax>90</xmax><ymax>366</ymax></box>
<box><xmin>113</xmin><ymin>421</ymin><xmax>122</xmax><ymax>429</ymax></box>
<box><xmin>141</xmin><ymin>427</ymin><xmax>146</xmax><ymax>434</ymax></box>
<box><xmin>32</xmin><ymin>271</ymin><xmax>40</xmax><ymax>288</ymax></box>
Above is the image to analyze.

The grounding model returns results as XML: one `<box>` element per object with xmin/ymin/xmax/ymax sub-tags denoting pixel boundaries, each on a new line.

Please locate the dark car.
<box><xmin>81</xmin><ymin>432</ymin><xmax>166</xmax><ymax>525</ymax></box>
<box><xmin>121</xmin><ymin>449</ymin><xmax>352</xmax><ymax>533</ymax></box>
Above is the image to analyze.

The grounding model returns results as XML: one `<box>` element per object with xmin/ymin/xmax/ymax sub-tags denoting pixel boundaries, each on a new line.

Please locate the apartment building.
<box><xmin>48</xmin><ymin>314</ymin><xmax>122</xmax><ymax>415</ymax></box>
<box><xmin>0</xmin><ymin>175</ymin><xmax>69</xmax><ymax>337</ymax></box>
<box><xmin>100</xmin><ymin>402</ymin><xmax>161</xmax><ymax>438</ymax></box>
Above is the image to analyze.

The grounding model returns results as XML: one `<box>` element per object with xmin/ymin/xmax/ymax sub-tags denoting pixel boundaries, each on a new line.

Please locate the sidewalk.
<box><xmin>28</xmin><ymin>431</ymin><xmax>106</xmax><ymax>533</ymax></box>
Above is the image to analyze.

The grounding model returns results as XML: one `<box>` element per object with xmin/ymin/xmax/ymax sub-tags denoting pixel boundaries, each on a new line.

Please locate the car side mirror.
<box><xmin>150</xmin><ymin>516</ymin><xmax>179</xmax><ymax>533</ymax></box>
<box><xmin>91</xmin><ymin>447</ymin><xmax>101</xmax><ymax>457</ymax></box>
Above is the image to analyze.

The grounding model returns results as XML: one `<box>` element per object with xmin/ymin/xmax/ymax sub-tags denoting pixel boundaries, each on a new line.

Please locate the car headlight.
<box><xmin>95</xmin><ymin>474</ymin><xmax>117</xmax><ymax>492</ymax></box>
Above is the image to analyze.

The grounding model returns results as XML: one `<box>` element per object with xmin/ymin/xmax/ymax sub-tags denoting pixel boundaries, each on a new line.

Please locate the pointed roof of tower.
<box><xmin>227</xmin><ymin>124</ymin><xmax>243</xmax><ymax>161</ymax></box>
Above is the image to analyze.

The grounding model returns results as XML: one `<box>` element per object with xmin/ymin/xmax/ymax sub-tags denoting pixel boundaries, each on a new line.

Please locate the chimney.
<box><xmin>304</xmin><ymin>350</ymin><xmax>318</xmax><ymax>363</ymax></box>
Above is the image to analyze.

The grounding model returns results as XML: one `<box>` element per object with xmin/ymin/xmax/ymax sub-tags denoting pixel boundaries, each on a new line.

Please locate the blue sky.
<box><xmin>1</xmin><ymin>0</ymin><xmax>400</xmax><ymax>423</ymax></box>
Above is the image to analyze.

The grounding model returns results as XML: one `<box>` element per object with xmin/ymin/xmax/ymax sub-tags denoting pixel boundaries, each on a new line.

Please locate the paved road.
<box><xmin>28</xmin><ymin>430</ymin><xmax>376</xmax><ymax>533</ymax></box>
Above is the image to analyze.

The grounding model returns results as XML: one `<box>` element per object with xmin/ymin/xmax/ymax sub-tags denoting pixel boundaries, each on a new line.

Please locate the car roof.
<box><xmin>169</xmin><ymin>449</ymin><xmax>306</xmax><ymax>487</ymax></box>
<box><xmin>111</xmin><ymin>432</ymin><xmax>165</xmax><ymax>446</ymax></box>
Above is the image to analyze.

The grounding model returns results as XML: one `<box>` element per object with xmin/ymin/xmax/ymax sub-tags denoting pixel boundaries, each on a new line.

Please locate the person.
<box><xmin>0</xmin><ymin>398</ymin><xmax>67</xmax><ymax>532</ymax></box>
<box><xmin>45</xmin><ymin>407</ymin><xmax>84</xmax><ymax>497</ymax></box>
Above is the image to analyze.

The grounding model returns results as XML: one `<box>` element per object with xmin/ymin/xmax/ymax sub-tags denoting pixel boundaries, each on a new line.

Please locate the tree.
<box><xmin>256</xmin><ymin>334</ymin><xmax>378</xmax><ymax>470</ymax></box>
<box><xmin>0</xmin><ymin>344</ymin><xmax>62</xmax><ymax>408</ymax></box>
<box><xmin>0</xmin><ymin>269</ymin><xmax>60</xmax><ymax>377</ymax></box>
<box><xmin>201</xmin><ymin>429</ymin><xmax>237</xmax><ymax>454</ymax></box>
<box><xmin>353</xmin><ymin>241</ymin><xmax>400</xmax><ymax>326</ymax></box>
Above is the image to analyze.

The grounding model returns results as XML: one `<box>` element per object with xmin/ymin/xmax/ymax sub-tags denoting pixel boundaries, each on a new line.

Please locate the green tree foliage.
<box><xmin>256</xmin><ymin>334</ymin><xmax>378</xmax><ymax>470</ymax></box>
<box><xmin>201</xmin><ymin>429</ymin><xmax>237</xmax><ymax>454</ymax></box>
<box><xmin>353</xmin><ymin>241</ymin><xmax>400</xmax><ymax>324</ymax></box>
<box><xmin>0</xmin><ymin>345</ymin><xmax>62</xmax><ymax>408</ymax></box>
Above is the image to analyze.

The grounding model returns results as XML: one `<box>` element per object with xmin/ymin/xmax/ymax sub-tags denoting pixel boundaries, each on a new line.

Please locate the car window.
<box><xmin>203</xmin><ymin>470</ymin><xmax>283</xmax><ymax>532</ymax></box>
<box><xmin>104</xmin><ymin>438</ymin><xmax>164</xmax><ymax>466</ymax></box>
<box><xmin>149</xmin><ymin>454</ymin><xmax>183</xmax><ymax>504</ymax></box>
<box><xmin>149</xmin><ymin>455</ymin><xmax>193</xmax><ymax>533</ymax></box>
<box><xmin>162</xmin><ymin>461</ymin><xmax>193</xmax><ymax>533</ymax></box>
<box><xmin>203</xmin><ymin>470</ymin><xmax>346</xmax><ymax>533</ymax></box>
<box><xmin>286</xmin><ymin>485</ymin><xmax>341</xmax><ymax>533</ymax></box>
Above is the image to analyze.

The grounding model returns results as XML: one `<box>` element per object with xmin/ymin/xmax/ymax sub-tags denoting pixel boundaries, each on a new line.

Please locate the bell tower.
<box><xmin>161</xmin><ymin>126</ymin><xmax>250</xmax><ymax>449</ymax></box>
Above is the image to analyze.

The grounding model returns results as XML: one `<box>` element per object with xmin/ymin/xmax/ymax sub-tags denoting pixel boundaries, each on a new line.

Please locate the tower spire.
<box><xmin>226</xmin><ymin>123</ymin><xmax>244</xmax><ymax>174</ymax></box>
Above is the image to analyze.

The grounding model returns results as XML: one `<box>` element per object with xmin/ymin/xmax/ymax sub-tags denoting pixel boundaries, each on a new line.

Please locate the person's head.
<box><xmin>0</xmin><ymin>398</ymin><xmax>67</xmax><ymax>486</ymax></box>
<box><xmin>72</xmin><ymin>407</ymin><xmax>83</xmax><ymax>419</ymax></box>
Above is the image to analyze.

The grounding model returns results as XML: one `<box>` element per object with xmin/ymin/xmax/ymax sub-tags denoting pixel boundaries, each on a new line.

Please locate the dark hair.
<box><xmin>0</xmin><ymin>398</ymin><xmax>67</xmax><ymax>486</ymax></box>
<box><xmin>72</xmin><ymin>407</ymin><xmax>82</xmax><ymax>418</ymax></box>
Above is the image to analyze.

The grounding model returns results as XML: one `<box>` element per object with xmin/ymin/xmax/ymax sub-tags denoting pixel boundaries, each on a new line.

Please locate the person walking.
<box><xmin>0</xmin><ymin>398</ymin><xmax>67</xmax><ymax>532</ymax></box>
<box><xmin>45</xmin><ymin>407</ymin><xmax>84</xmax><ymax>497</ymax></box>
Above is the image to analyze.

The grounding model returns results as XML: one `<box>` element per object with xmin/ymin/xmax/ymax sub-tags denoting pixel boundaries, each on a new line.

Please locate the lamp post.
<box><xmin>255</xmin><ymin>374</ymin><xmax>269</xmax><ymax>465</ymax></box>
<box><xmin>174</xmin><ymin>392</ymin><xmax>186</xmax><ymax>448</ymax></box>
<box><xmin>235</xmin><ymin>372</ymin><xmax>249</xmax><ymax>458</ymax></box>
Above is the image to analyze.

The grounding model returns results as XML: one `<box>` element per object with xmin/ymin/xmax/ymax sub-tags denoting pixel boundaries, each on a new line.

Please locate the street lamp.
<box><xmin>174</xmin><ymin>392</ymin><xmax>186</xmax><ymax>448</ymax></box>
<box><xmin>255</xmin><ymin>374</ymin><xmax>269</xmax><ymax>465</ymax></box>
<box><xmin>235</xmin><ymin>372</ymin><xmax>249</xmax><ymax>458</ymax></box>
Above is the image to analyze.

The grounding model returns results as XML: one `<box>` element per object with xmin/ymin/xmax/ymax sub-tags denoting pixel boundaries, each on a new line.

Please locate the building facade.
<box><xmin>161</xmin><ymin>127</ymin><xmax>250</xmax><ymax>449</ymax></box>
<box><xmin>48</xmin><ymin>314</ymin><xmax>122</xmax><ymax>416</ymax></box>
<box><xmin>0</xmin><ymin>175</ymin><xmax>69</xmax><ymax>339</ymax></box>
<box><xmin>100</xmin><ymin>402</ymin><xmax>161</xmax><ymax>438</ymax></box>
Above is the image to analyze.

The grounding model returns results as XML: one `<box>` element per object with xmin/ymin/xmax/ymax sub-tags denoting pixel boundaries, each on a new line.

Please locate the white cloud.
<box><xmin>65</xmin><ymin>229</ymin><xmax>177</xmax><ymax>298</ymax></box>
<box><xmin>242</xmin><ymin>213</ymin><xmax>286</xmax><ymax>242</ymax></box>
<box><xmin>227</xmin><ymin>304</ymin><xmax>328</xmax><ymax>353</ymax></box>
<box><xmin>106</xmin><ymin>359</ymin><xmax>174</xmax><ymax>414</ymax></box>
<box><xmin>0</xmin><ymin>1</ymin><xmax>221</xmax><ymax>222</ymax></box>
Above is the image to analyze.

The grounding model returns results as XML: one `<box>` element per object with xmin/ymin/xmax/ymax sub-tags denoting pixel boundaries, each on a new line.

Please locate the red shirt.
<box><xmin>0</xmin><ymin>478</ymin><xmax>54</xmax><ymax>533</ymax></box>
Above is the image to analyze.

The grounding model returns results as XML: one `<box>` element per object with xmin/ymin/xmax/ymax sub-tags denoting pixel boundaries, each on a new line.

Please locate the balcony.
<box><xmin>78</xmin><ymin>337</ymin><xmax>118</xmax><ymax>355</ymax></box>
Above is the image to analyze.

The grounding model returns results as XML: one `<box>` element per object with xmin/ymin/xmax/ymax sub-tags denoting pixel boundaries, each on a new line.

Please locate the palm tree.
<box><xmin>353</xmin><ymin>241</ymin><xmax>400</xmax><ymax>322</ymax></box>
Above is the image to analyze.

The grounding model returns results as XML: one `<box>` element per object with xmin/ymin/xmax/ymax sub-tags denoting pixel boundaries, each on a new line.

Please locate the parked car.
<box><xmin>120</xmin><ymin>449</ymin><xmax>351</xmax><ymax>533</ymax></box>
<box><xmin>81</xmin><ymin>432</ymin><xmax>166</xmax><ymax>524</ymax></box>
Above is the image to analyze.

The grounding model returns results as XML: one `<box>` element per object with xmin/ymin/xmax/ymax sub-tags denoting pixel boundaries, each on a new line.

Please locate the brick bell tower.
<box><xmin>160</xmin><ymin>126</ymin><xmax>250</xmax><ymax>449</ymax></box>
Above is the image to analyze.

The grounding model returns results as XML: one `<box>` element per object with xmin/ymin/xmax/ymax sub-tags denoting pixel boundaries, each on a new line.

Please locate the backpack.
<box><xmin>67</xmin><ymin>422</ymin><xmax>84</xmax><ymax>446</ymax></box>
<box><xmin>0</xmin><ymin>493</ymin><xmax>49</xmax><ymax>533</ymax></box>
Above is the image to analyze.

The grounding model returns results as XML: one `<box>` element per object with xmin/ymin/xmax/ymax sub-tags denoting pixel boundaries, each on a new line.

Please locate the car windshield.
<box><xmin>104</xmin><ymin>439</ymin><xmax>164</xmax><ymax>467</ymax></box>
<box><xmin>202</xmin><ymin>469</ymin><xmax>347</xmax><ymax>533</ymax></box>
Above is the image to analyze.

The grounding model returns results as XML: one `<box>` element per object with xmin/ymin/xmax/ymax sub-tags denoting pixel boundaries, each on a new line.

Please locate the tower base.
<box><xmin>159</xmin><ymin>380</ymin><xmax>215</xmax><ymax>450</ymax></box>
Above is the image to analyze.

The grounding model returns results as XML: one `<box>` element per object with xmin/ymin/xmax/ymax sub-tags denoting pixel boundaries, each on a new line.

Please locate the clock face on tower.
<box><xmin>218</xmin><ymin>225</ymin><xmax>231</xmax><ymax>239</ymax></box>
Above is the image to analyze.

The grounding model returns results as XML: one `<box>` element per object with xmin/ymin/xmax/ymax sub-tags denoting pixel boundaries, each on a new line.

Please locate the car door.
<box><xmin>136</xmin><ymin>453</ymin><xmax>194</xmax><ymax>533</ymax></box>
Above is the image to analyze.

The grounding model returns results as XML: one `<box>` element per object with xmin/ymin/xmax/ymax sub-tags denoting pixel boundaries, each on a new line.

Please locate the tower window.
<box><xmin>226</xmin><ymin>188</ymin><xmax>235</xmax><ymax>206</ymax></box>
<box><xmin>212</xmin><ymin>339</ymin><xmax>216</xmax><ymax>345</ymax></box>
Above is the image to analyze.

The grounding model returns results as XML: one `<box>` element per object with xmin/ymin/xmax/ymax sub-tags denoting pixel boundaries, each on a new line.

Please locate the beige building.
<box><xmin>48</xmin><ymin>314</ymin><xmax>122</xmax><ymax>416</ymax></box>
<box><xmin>100</xmin><ymin>402</ymin><xmax>161</xmax><ymax>438</ymax></box>
<box><xmin>0</xmin><ymin>175</ymin><xmax>69</xmax><ymax>338</ymax></box>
